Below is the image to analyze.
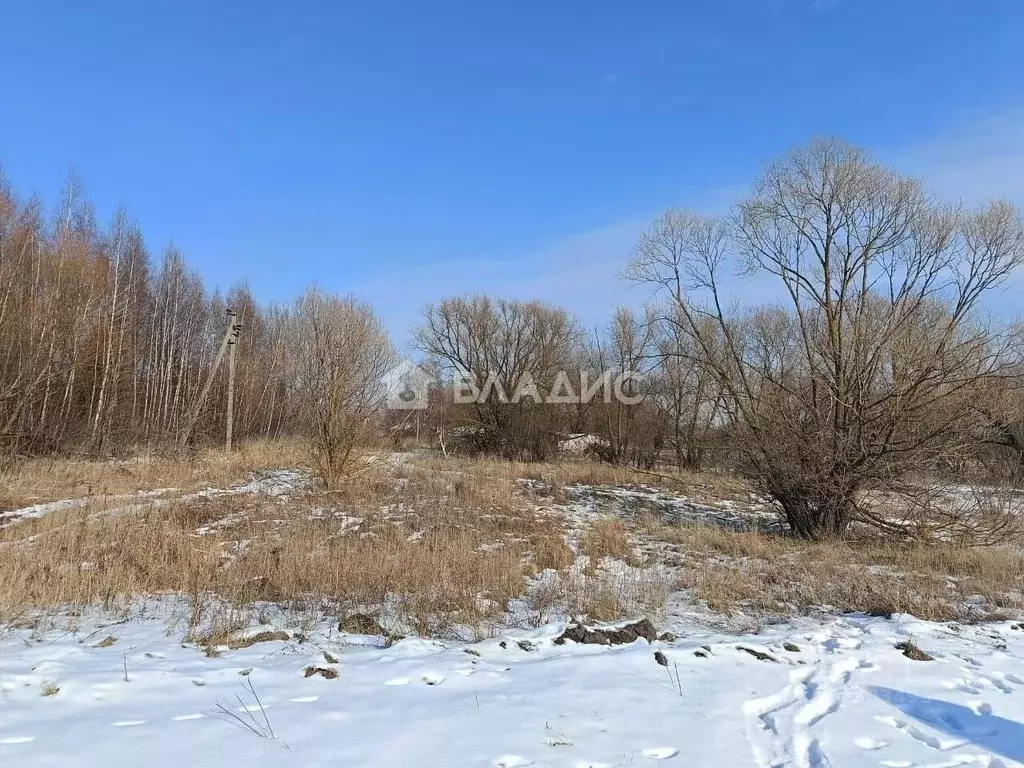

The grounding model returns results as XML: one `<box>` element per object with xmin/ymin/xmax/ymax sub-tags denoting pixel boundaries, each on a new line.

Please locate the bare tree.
<box><xmin>652</xmin><ymin>307</ymin><xmax>726</xmax><ymax>471</ymax></box>
<box><xmin>971</xmin><ymin>329</ymin><xmax>1024</xmax><ymax>478</ymax></box>
<box><xmin>414</xmin><ymin>295</ymin><xmax>580</xmax><ymax>460</ymax></box>
<box><xmin>588</xmin><ymin>307</ymin><xmax>664</xmax><ymax>468</ymax></box>
<box><xmin>628</xmin><ymin>138</ymin><xmax>1024</xmax><ymax>539</ymax></box>
<box><xmin>289</xmin><ymin>288</ymin><xmax>395</xmax><ymax>488</ymax></box>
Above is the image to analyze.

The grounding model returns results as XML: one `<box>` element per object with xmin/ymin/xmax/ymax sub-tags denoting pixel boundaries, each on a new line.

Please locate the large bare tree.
<box><xmin>628</xmin><ymin>138</ymin><xmax>1024</xmax><ymax>539</ymax></box>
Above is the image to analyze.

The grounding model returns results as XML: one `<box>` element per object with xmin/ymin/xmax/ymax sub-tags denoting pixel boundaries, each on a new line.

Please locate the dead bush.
<box><xmin>289</xmin><ymin>289</ymin><xmax>395</xmax><ymax>488</ymax></box>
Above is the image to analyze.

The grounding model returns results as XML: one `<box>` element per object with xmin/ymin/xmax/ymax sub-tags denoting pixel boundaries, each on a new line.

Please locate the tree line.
<box><xmin>0</xmin><ymin>173</ymin><xmax>292</xmax><ymax>456</ymax></box>
<box><xmin>4</xmin><ymin>137</ymin><xmax>1024</xmax><ymax>541</ymax></box>
<box><xmin>0</xmin><ymin>172</ymin><xmax>398</xmax><ymax>468</ymax></box>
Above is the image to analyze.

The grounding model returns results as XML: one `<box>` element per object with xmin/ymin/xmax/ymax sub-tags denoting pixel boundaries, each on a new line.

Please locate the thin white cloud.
<box><xmin>351</xmin><ymin>182</ymin><xmax>747</xmax><ymax>347</ymax></box>
<box><xmin>357</xmin><ymin>107</ymin><xmax>1024</xmax><ymax>346</ymax></box>
<box><xmin>350</xmin><ymin>216</ymin><xmax>648</xmax><ymax>348</ymax></box>
<box><xmin>893</xmin><ymin>108</ymin><xmax>1024</xmax><ymax>206</ymax></box>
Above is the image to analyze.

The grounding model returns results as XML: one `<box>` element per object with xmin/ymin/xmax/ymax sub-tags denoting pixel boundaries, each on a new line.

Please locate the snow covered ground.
<box><xmin>2</xmin><ymin>609</ymin><xmax>1024</xmax><ymax>767</ymax></box>
<box><xmin>3</xmin><ymin>458</ymin><xmax>1023</xmax><ymax>766</ymax></box>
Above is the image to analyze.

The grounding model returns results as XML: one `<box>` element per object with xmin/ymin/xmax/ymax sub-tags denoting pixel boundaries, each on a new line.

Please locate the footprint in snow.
<box><xmin>0</xmin><ymin>736</ymin><xmax>35</xmax><ymax>745</ymax></box>
<box><xmin>493</xmin><ymin>757</ymin><xmax>533</xmax><ymax>768</ymax></box>
<box><xmin>852</xmin><ymin>737</ymin><xmax>888</xmax><ymax>750</ymax></box>
<box><xmin>943</xmin><ymin>678</ymin><xmax>982</xmax><ymax>695</ymax></box>
<box><xmin>384</xmin><ymin>677</ymin><xmax>411</xmax><ymax>686</ymax></box>
<box><xmin>979</xmin><ymin>673</ymin><xmax>1015</xmax><ymax>694</ymax></box>
<box><xmin>642</xmin><ymin>747</ymin><xmax>679</xmax><ymax>760</ymax></box>
<box><xmin>422</xmin><ymin>672</ymin><xmax>445</xmax><ymax>686</ymax></box>
<box><xmin>873</xmin><ymin>714</ymin><xmax>967</xmax><ymax>751</ymax></box>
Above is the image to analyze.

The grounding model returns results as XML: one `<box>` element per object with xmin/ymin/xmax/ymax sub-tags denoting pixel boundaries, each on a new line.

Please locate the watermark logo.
<box><xmin>382</xmin><ymin>360</ymin><xmax>433</xmax><ymax>410</ymax></box>
<box><xmin>453</xmin><ymin>370</ymin><xmax>645</xmax><ymax>405</ymax></box>
<box><xmin>383</xmin><ymin>363</ymin><xmax>646</xmax><ymax>409</ymax></box>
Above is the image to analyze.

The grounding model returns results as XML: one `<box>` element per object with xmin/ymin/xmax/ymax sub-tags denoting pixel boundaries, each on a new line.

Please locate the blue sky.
<box><xmin>2</xmin><ymin>0</ymin><xmax>1023</xmax><ymax>346</ymax></box>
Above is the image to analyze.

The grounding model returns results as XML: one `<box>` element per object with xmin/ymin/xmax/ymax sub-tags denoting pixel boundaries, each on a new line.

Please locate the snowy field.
<box><xmin>2</xmin><ymin>609</ymin><xmax>1023</xmax><ymax>768</ymax></box>
<box><xmin>3</xmin><ymin>454</ymin><xmax>1023</xmax><ymax>766</ymax></box>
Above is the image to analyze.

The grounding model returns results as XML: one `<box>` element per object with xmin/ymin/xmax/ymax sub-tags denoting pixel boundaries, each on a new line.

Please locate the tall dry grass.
<box><xmin>0</xmin><ymin>504</ymin><xmax>532</xmax><ymax>637</ymax></box>
<box><xmin>640</xmin><ymin>517</ymin><xmax>1024</xmax><ymax>621</ymax></box>
<box><xmin>409</xmin><ymin>453</ymin><xmax>730</xmax><ymax>494</ymax></box>
<box><xmin>580</xmin><ymin>516</ymin><xmax>640</xmax><ymax>567</ymax></box>
<box><xmin>5</xmin><ymin>443</ymin><xmax>1017</xmax><ymax>635</ymax></box>
<box><xmin>0</xmin><ymin>438</ymin><xmax>309</xmax><ymax>511</ymax></box>
<box><xmin>0</xmin><ymin>452</ymin><xmax>580</xmax><ymax>637</ymax></box>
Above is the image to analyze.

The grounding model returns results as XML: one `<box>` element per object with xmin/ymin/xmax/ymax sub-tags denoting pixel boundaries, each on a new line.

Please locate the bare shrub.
<box><xmin>289</xmin><ymin>289</ymin><xmax>395</xmax><ymax>488</ymax></box>
<box><xmin>652</xmin><ymin>310</ymin><xmax>727</xmax><ymax>471</ymax></box>
<box><xmin>584</xmin><ymin>307</ymin><xmax>664</xmax><ymax>469</ymax></box>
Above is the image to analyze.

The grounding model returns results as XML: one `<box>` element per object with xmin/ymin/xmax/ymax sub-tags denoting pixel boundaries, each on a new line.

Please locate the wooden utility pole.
<box><xmin>179</xmin><ymin>309</ymin><xmax>241</xmax><ymax>448</ymax></box>
<box><xmin>225</xmin><ymin>314</ymin><xmax>240</xmax><ymax>451</ymax></box>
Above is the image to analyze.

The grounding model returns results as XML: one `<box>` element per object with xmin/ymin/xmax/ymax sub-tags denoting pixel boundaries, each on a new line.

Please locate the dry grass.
<box><xmin>527</xmin><ymin>566</ymin><xmax>675</xmax><ymax>624</ymax></box>
<box><xmin>0</xmin><ymin>450</ymin><xmax>575</xmax><ymax>638</ymax></box>
<box><xmin>640</xmin><ymin>517</ymin><xmax>1024</xmax><ymax>621</ymax></box>
<box><xmin>529</xmin><ymin>531</ymin><xmax>576</xmax><ymax>573</ymax></box>
<box><xmin>408</xmin><ymin>453</ymin><xmax>739</xmax><ymax>499</ymax></box>
<box><xmin>0</xmin><ymin>438</ymin><xmax>308</xmax><ymax>511</ymax></box>
<box><xmin>580</xmin><ymin>516</ymin><xmax>640</xmax><ymax>567</ymax></box>
<box><xmin>411</xmin><ymin>454</ymin><xmax>643</xmax><ymax>487</ymax></box>
<box><xmin>0</xmin><ymin>502</ymin><xmax>532</xmax><ymax>637</ymax></box>
<box><xmin>5</xmin><ymin>442</ymin><xmax>1019</xmax><ymax>635</ymax></box>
